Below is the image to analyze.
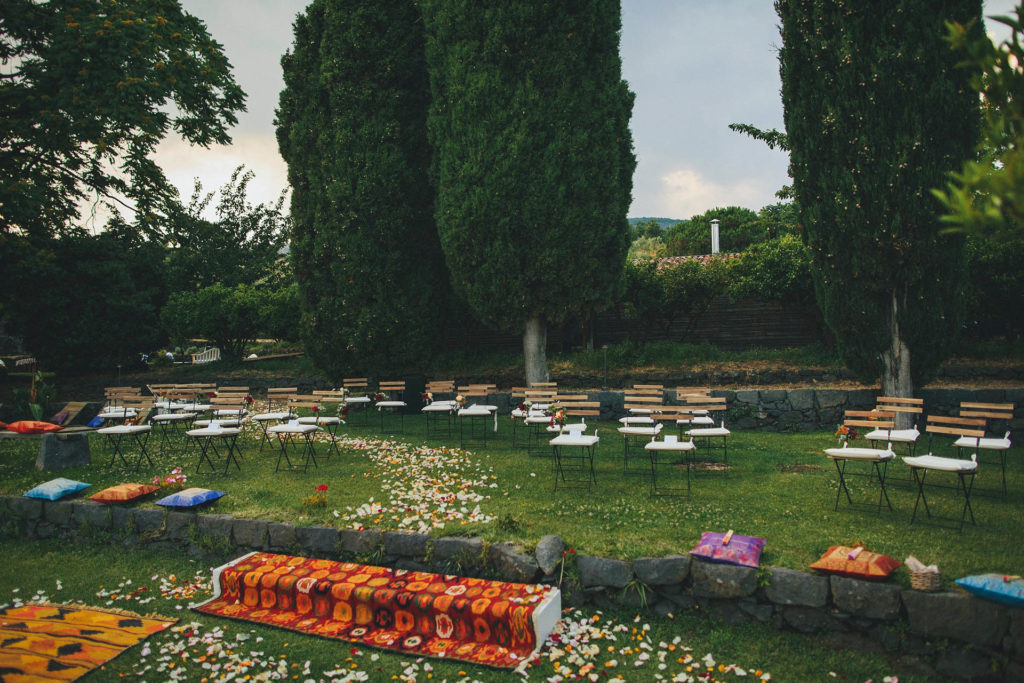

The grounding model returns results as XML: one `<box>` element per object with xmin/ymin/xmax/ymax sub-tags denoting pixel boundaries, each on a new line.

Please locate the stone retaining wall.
<box><xmin>1</xmin><ymin>495</ymin><xmax>1019</xmax><ymax>681</ymax></box>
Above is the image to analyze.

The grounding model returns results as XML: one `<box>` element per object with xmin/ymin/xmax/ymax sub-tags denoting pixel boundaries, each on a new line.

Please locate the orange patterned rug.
<box><xmin>0</xmin><ymin>603</ymin><xmax>176</xmax><ymax>682</ymax></box>
<box><xmin>195</xmin><ymin>552</ymin><xmax>561</xmax><ymax>669</ymax></box>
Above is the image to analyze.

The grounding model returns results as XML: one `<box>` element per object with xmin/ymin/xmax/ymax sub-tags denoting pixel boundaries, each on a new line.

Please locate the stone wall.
<box><xmin>1</xmin><ymin>494</ymin><xmax>1020</xmax><ymax>681</ymax></box>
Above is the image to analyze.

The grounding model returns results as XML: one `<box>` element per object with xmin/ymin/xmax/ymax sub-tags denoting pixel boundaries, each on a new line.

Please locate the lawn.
<box><xmin>1</xmin><ymin>403</ymin><xmax>1020</xmax><ymax>585</ymax></box>
<box><xmin>0</xmin><ymin>537</ymin><xmax>929</xmax><ymax>682</ymax></box>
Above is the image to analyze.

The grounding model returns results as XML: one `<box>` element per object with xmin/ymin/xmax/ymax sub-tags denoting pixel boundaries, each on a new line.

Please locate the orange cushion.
<box><xmin>6</xmin><ymin>420</ymin><xmax>63</xmax><ymax>434</ymax></box>
<box><xmin>89</xmin><ymin>483</ymin><xmax>161</xmax><ymax>503</ymax></box>
<box><xmin>809</xmin><ymin>545</ymin><xmax>900</xmax><ymax>580</ymax></box>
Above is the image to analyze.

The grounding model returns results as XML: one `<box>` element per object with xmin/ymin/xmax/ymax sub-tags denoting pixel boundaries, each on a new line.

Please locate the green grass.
<box><xmin>1</xmin><ymin>410</ymin><xmax>1021</xmax><ymax>586</ymax></box>
<box><xmin>0</xmin><ymin>536</ymin><xmax>933</xmax><ymax>682</ymax></box>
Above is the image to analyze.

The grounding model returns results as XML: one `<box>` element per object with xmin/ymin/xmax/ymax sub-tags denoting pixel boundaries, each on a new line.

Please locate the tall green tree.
<box><xmin>0</xmin><ymin>0</ymin><xmax>245</xmax><ymax>237</ymax></box>
<box><xmin>276</xmin><ymin>0</ymin><xmax>449</xmax><ymax>377</ymax></box>
<box><xmin>422</xmin><ymin>0</ymin><xmax>635</xmax><ymax>383</ymax></box>
<box><xmin>777</xmin><ymin>0</ymin><xmax>982</xmax><ymax>400</ymax></box>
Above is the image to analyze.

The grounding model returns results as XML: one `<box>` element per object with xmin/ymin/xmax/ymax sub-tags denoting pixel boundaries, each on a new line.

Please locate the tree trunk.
<box><xmin>879</xmin><ymin>290</ymin><xmax>914</xmax><ymax>429</ymax></box>
<box><xmin>523</xmin><ymin>315</ymin><xmax>550</xmax><ymax>385</ymax></box>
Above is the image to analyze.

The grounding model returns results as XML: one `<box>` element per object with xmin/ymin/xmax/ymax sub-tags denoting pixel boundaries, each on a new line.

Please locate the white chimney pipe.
<box><xmin>710</xmin><ymin>218</ymin><xmax>720</xmax><ymax>255</ymax></box>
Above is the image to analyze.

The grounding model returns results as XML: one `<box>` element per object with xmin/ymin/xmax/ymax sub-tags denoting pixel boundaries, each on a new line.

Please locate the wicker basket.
<box><xmin>910</xmin><ymin>570</ymin><xmax>941</xmax><ymax>592</ymax></box>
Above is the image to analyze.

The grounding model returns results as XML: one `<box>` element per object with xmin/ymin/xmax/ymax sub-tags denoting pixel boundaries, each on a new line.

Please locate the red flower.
<box><xmin>207</xmin><ymin>391</ymin><xmax>217</xmax><ymax>398</ymax></box>
<box><xmin>316</xmin><ymin>484</ymin><xmax>328</xmax><ymax>492</ymax></box>
<box><xmin>312</xmin><ymin>405</ymin><xmax>320</xmax><ymax>412</ymax></box>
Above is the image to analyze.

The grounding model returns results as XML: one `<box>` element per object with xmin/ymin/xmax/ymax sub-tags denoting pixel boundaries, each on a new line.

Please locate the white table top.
<box><xmin>550</xmin><ymin>432</ymin><xmax>599</xmax><ymax>447</ymax></box>
<box><xmin>186</xmin><ymin>426</ymin><xmax>241</xmax><ymax>437</ymax></box>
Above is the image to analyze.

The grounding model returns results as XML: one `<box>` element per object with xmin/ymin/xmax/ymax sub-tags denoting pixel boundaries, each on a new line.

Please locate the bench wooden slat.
<box><xmin>927</xmin><ymin>424</ymin><xmax>985</xmax><ymax>438</ymax></box>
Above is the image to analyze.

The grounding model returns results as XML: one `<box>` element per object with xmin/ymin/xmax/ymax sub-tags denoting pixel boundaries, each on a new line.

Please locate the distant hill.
<box><xmin>628</xmin><ymin>217</ymin><xmax>683</xmax><ymax>230</ymax></box>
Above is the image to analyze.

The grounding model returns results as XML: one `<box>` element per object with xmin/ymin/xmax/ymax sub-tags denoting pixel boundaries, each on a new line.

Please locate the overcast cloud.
<box><xmin>156</xmin><ymin>0</ymin><xmax>1019</xmax><ymax>223</ymax></box>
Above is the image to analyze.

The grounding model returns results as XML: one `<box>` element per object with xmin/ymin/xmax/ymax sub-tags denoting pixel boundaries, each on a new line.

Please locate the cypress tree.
<box><xmin>777</xmin><ymin>0</ymin><xmax>981</xmax><ymax>399</ymax></box>
<box><xmin>422</xmin><ymin>0</ymin><xmax>635</xmax><ymax>383</ymax></box>
<box><xmin>276</xmin><ymin>0</ymin><xmax>448</xmax><ymax>377</ymax></box>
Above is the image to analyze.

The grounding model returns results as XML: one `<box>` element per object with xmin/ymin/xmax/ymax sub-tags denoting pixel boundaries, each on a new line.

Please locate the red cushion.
<box><xmin>6</xmin><ymin>420</ymin><xmax>63</xmax><ymax>434</ymax></box>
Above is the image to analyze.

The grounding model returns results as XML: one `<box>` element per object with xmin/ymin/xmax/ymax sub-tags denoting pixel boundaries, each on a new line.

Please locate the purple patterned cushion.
<box><xmin>689</xmin><ymin>531</ymin><xmax>765</xmax><ymax>568</ymax></box>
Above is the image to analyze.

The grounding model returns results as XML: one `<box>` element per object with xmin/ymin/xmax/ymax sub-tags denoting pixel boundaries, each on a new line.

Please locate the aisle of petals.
<box><xmin>331</xmin><ymin>435</ymin><xmax>498</xmax><ymax>533</ymax></box>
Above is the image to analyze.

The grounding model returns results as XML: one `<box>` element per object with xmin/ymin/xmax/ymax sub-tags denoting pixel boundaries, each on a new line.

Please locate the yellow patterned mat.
<box><xmin>0</xmin><ymin>603</ymin><xmax>175</xmax><ymax>682</ymax></box>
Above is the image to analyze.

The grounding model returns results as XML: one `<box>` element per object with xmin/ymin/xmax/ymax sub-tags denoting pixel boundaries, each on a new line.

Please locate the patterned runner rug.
<box><xmin>195</xmin><ymin>552</ymin><xmax>560</xmax><ymax>669</ymax></box>
<box><xmin>0</xmin><ymin>603</ymin><xmax>176</xmax><ymax>682</ymax></box>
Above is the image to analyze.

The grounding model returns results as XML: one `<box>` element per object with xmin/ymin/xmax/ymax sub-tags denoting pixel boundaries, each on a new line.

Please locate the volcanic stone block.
<box><xmin>634</xmin><ymin>555</ymin><xmax>691</xmax><ymax>586</ymax></box>
<box><xmin>764</xmin><ymin>567</ymin><xmax>828</xmax><ymax>607</ymax></box>
<box><xmin>36</xmin><ymin>432</ymin><xmax>91</xmax><ymax>471</ymax></box>
<box><xmin>577</xmin><ymin>555</ymin><xmax>632</xmax><ymax>589</ymax></box>
<box><xmin>384</xmin><ymin>531</ymin><xmax>429</xmax><ymax>559</ymax></box>
<box><xmin>831</xmin><ymin>576</ymin><xmax>901</xmax><ymax>620</ymax></box>
<box><xmin>903</xmin><ymin>590</ymin><xmax>1008</xmax><ymax>647</ymax></box>
<box><xmin>690</xmin><ymin>560</ymin><xmax>757</xmax><ymax>599</ymax></box>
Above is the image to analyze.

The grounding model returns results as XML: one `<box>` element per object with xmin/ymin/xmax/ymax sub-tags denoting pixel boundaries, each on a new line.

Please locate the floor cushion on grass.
<box><xmin>90</xmin><ymin>483</ymin><xmax>160</xmax><ymax>504</ymax></box>
<box><xmin>0</xmin><ymin>602</ymin><xmax>175</xmax><ymax>682</ymax></box>
<box><xmin>955</xmin><ymin>574</ymin><xmax>1024</xmax><ymax>606</ymax></box>
<box><xmin>690</xmin><ymin>531</ymin><xmax>765</xmax><ymax>568</ymax></box>
<box><xmin>24</xmin><ymin>477</ymin><xmax>90</xmax><ymax>501</ymax></box>
<box><xmin>7</xmin><ymin>420</ymin><xmax>63</xmax><ymax>434</ymax></box>
<box><xmin>155</xmin><ymin>487</ymin><xmax>225</xmax><ymax>508</ymax></box>
<box><xmin>194</xmin><ymin>552</ymin><xmax>561</xmax><ymax>669</ymax></box>
<box><xmin>809</xmin><ymin>545</ymin><xmax>900</xmax><ymax>580</ymax></box>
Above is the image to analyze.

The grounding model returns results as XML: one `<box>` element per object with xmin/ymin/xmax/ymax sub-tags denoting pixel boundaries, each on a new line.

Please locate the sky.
<box><xmin>154</xmin><ymin>0</ymin><xmax>1020</xmax><ymax>223</ymax></box>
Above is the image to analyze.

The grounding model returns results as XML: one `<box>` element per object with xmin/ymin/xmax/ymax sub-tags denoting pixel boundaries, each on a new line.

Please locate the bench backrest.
<box><xmin>550</xmin><ymin>394</ymin><xmax>601</xmax><ymax>418</ymax></box>
<box><xmin>344</xmin><ymin>378</ymin><xmax>369</xmax><ymax>394</ymax></box>
<box><xmin>959</xmin><ymin>401</ymin><xmax>1014</xmax><ymax>421</ymax></box>
<box><xmin>926</xmin><ymin>414</ymin><xmax>985</xmax><ymax>439</ymax></box>
<box><xmin>266</xmin><ymin>387</ymin><xmax>298</xmax><ymax>410</ymax></box>
<box><xmin>842</xmin><ymin>409</ymin><xmax>895</xmax><ymax>430</ymax></box>
<box><xmin>426</xmin><ymin>380</ymin><xmax>455</xmax><ymax>395</ymax></box>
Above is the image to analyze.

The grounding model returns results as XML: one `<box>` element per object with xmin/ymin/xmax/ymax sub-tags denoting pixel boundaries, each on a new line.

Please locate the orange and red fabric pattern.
<box><xmin>195</xmin><ymin>552</ymin><xmax>559</xmax><ymax>669</ymax></box>
<box><xmin>0</xmin><ymin>603</ymin><xmax>176</xmax><ymax>681</ymax></box>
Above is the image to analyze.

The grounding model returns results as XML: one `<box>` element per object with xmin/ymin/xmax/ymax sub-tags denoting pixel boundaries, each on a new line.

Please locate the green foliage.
<box><xmin>631</xmin><ymin>219</ymin><xmax>665</xmax><ymax>240</ymax></box>
<box><xmin>277</xmin><ymin>0</ymin><xmax>449</xmax><ymax>377</ymax></box>
<box><xmin>161</xmin><ymin>283</ymin><xmax>292</xmax><ymax>360</ymax></box>
<box><xmin>728</xmin><ymin>234</ymin><xmax>813</xmax><ymax>304</ymax></box>
<box><xmin>935</xmin><ymin>5</ymin><xmax>1024</xmax><ymax>238</ymax></box>
<box><xmin>777</xmin><ymin>0</ymin><xmax>982</xmax><ymax>386</ymax></box>
<box><xmin>963</xmin><ymin>232</ymin><xmax>1024</xmax><ymax>340</ymax></box>
<box><xmin>664</xmin><ymin>206</ymin><xmax>761</xmax><ymax>255</ymax></box>
<box><xmin>0</xmin><ymin>228</ymin><xmax>167</xmax><ymax>372</ymax></box>
<box><xmin>422</xmin><ymin>0</ymin><xmax>636</xmax><ymax>333</ymax></box>
<box><xmin>619</xmin><ymin>258</ymin><xmax>728</xmax><ymax>342</ymax></box>
<box><xmin>0</xmin><ymin>0</ymin><xmax>245</xmax><ymax>238</ymax></box>
<box><xmin>11</xmin><ymin>371</ymin><xmax>56</xmax><ymax>420</ymax></box>
<box><xmin>164</xmin><ymin>166</ymin><xmax>290</xmax><ymax>292</ymax></box>
<box><xmin>626</xmin><ymin>235</ymin><xmax>666</xmax><ymax>260</ymax></box>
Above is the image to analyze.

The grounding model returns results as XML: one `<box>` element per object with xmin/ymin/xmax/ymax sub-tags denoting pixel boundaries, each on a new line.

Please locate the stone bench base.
<box><xmin>195</xmin><ymin>551</ymin><xmax>560</xmax><ymax>669</ymax></box>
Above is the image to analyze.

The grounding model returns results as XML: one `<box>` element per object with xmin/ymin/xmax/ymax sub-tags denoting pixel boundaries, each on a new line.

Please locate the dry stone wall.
<box><xmin>1</xmin><ymin>494</ymin><xmax>1021</xmax><ymax>681</ymax></box>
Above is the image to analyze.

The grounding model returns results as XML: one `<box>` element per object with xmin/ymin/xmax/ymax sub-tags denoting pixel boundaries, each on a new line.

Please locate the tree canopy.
<box><xmin>422</xmin><ymin>0</ymin><xmax>635</xmax><ymax>381</ymax></box>
<box><xmin>277</xmin><ymin>0</ymin><xmax>449</xmax><ymax>377</ymax></box>
<box><xmin>778</xmin><ymin>0</ymin><xmax>982</xmax><ymax>393</ymax></box>
<box><xmin>0</xmin><ymin>0</ymin><xmax>246</xmax><ymax>238</ymax></box>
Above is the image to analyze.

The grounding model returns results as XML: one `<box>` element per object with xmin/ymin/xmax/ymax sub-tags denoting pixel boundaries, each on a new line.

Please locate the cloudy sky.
<box><xmin>156</xmin><ymin>0</ymin><xmax>1019</xmax><ymax>223</ymax></box>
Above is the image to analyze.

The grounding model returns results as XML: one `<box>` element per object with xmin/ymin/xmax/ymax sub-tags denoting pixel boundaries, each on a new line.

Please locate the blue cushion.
<box><xmin>956</xmin><ymin>574</ymin><xmax>1024</xmax><ymax>606</ymax></box>
<box><xmin>155</xmin><ymin>487</ymin><xmax>225</xmax><ymax>508</ymax></box>
<box><xmin>24</xmin><ymin>478</ymin><xmax>90</xmax><ymax>501</ymax></box>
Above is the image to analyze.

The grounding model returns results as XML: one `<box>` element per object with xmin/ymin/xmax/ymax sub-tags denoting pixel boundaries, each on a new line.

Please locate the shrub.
<box><xmin>727</xmin><ymin>234</ymin><xmax>814</xmax><ymax>304</ymax></box>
